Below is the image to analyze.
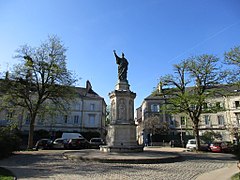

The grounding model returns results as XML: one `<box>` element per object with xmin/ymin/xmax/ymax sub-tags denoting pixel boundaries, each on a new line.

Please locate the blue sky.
<box><xmin>0</xmin><ymin>0</ymin><xmax>240</xmax><ymax>108</ymax></box>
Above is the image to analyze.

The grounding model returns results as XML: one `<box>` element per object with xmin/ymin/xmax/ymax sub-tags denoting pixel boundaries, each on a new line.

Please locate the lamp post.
<box><xmin>180</xmin><ymin>125</ymin><xmax>184</xmax><ymax>147</ymax></box>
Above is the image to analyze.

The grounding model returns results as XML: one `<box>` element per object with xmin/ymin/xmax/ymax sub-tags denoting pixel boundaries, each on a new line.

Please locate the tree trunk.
<box><xmin>27</xmin><ymin>122</ymin><xmax>35</xmax><ymax>149</ymax></box>
<box><xmin>193</xmin><ymin>121</ymin><xmax>200</xmax><ymax>151</ymax></box>
<box><xmin>27</xmin><ymin>113</ymin><xmax>37</xmax><ymax>149</ymax></box>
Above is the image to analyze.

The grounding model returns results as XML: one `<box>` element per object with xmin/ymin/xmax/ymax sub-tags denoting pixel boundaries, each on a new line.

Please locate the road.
<box><xmin>0</xmin><ymin>148</ymin><xmax>237</xmax><ymax>180</ymax></box>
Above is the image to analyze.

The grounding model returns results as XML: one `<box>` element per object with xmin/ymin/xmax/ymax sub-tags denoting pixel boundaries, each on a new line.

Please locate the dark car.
<box><xmin>52</xmin><ymin>138</ymin><xmax>68</xmax><ymax>149</ymax></box>
<box><xmin>34</xmin><ymin>139</ymin><xmax>53</xmax><ymax>150</ymax></box>
<box><xmin>89</xmin><ymin>138</ymin><xmax>105</xmax><ymax>148</ymax></box>
<box><xmin>65</xmin><ymin>138</ymin><xmax>90</xmax><ymax>149</ymax></box>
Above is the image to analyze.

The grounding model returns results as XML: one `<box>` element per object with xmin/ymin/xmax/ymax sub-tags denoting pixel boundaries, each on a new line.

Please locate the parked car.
<box><xmin>209</xmin><ymin>142</ymin><xmax>233</xmax><ymax>153</ymax></box>
<box><xmin>169</xmin><ymin>140</ymin><xmax>185</xmax><ymax>147</ymax></box>
<box><xmin>186</xmin><ymin>139</ymin><xmax>209</xmax><ymax>151</ymax></box>
<box><xmin>89</xmin><ymin>138</ymin><xmax>105</xmax><ymax>148</ymax></box>
<box><xmin>34</xmin><ymin>138</ymin><xmax>53</xmax><ymax>150</ymax></box>
<box><xmin>52</xmin><ymin>138</ymin><xmax>67</xmax><ymax>149</ymax></box>
<box><xmin>61</xmin><ymin>132</ymin><xmax>83</xmax><ymax>140</ymax></box>
<box><xmin>65</xmin><ymin>138</ymin><xmax>90</xmax><ymax>149</ymax></box>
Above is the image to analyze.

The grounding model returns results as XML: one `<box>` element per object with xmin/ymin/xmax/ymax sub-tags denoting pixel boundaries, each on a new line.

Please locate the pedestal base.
<box><xmin>100</xmin><ymin>123</ymin><xmax>144</xmax><ymax>152</ymax></box>
<box><xmin>115</xmin><ymin>80</ymin><xmax>130</xmax><ymax>91</ymax></box>
<box><xmin>100</xmin><ymin>145</ymin><xmax>144</xmax><ymax>152</ymax></box>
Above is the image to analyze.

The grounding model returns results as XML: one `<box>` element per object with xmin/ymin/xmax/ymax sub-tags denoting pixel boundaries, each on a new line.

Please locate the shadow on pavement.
<box><xmin>0</xmin><ymin>149</ymin><xmax>237</xmax><ymax>179</ymax></box>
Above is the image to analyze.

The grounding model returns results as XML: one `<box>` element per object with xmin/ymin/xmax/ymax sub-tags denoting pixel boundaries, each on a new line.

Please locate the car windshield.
<box><xmin>212</xmin><ymin>142</ymin><xmax>221</xmax><ymax>146</ymax></box>
<box><xmin>55</xmin><ymin>139</ymin><xmax>64</xmax><ymax>143</ymax></box>
<box><xmin>189</xmin><ymin>141</ymin><xmax>195</xmax><ymax>144</ymax></box>
<box><xmin>70</xmin><ymin>138</ymin><xmax>85</xmax><ymax>142</ymax></box>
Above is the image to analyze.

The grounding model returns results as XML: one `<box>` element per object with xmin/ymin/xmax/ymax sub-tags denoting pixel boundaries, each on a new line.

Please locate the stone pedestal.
<box><xmin>100</xmin><ymin>80</ymin><xmax>143</xmax><ymax>152</ymax></box>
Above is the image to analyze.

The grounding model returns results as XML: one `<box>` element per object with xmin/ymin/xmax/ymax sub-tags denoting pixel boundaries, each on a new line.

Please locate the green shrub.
<box><xmin>0</xmin><ymin>167</ymin><xmax>15</xmax><ymax>180</ymax></box>
<box><xmin>231</xmin><ymin>172</ymin><xmax>240</xmax><ymax>180</ymax></box>
<box><xmin>233</xmin><ymin>144</ymin><xmax>240</xmax><ymax>160</ymax></box>
<box><xmin>0</xmin><ymin>127</ymin><xmax>22</xmax><ymax>159</ymax></box>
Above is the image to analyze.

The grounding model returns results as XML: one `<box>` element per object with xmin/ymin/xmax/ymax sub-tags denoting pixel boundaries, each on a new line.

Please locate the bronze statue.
<box><xmin>113</xmin><ymin>50</ymin><xmax>128</xmax><ymax>81</ymax></box>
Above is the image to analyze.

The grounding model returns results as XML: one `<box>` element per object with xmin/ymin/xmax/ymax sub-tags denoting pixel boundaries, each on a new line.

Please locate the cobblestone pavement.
<box><xmin>0</xmin><ymin>148</ymin><xmax>237</xmax><ymax>180</ymax></box>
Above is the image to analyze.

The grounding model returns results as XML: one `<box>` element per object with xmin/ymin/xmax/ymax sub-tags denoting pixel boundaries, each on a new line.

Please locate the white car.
<box><xmin>186</xmin><ymin>139</ymin><xmax>196</xmax><ymax>150</ymax></box>
<box><xmin>186</xmin><ymin>139</ymin><xmax>209</xmax><ymax>151</ymax></box>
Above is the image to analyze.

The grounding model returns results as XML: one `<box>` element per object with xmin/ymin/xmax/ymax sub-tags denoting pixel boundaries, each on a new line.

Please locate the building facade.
<box><xmin>0</xmin><ymin>81</ymin><xmax>107</xmax><ymax>138</ymax></box>
<box><xmin>136</xmin><ymin>84</ymin><xmax>240</xmax><ymax>145</ymax></box>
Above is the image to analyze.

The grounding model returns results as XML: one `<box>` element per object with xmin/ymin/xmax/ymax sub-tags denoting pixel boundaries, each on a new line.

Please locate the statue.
<box><xmin>113</xmin><ymin>50</ymin><xmax>128</xmax><ymax>81</ymax></box>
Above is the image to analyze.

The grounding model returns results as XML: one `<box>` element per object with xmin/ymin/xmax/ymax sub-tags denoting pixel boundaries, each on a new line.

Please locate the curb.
<box><xmin>63</xmin><ymin>150</ymin><xmax>182</xmax><ymax>164</ymax></box>
<box><xmin>196</xmin><ymin>162</ymin><xmax>239</xmax><ymax>180</ymax></box>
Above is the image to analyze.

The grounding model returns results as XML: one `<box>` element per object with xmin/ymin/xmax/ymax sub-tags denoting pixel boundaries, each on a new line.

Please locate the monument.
<box><xmin>100</xmin><ymin>50</ymin><xmax>143</xmax><ymax>152</ymax></box>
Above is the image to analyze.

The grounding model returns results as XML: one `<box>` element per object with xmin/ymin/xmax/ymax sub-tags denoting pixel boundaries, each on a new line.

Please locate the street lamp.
<box><xmin>180</xmin><ymin>125</ymin><xmax>184</xmax><ymax>147</ymax></box>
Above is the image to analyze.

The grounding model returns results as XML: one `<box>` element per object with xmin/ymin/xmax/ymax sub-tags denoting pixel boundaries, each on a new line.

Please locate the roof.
<box><xmin>0</xmin><ymin>78</ymin><xmax>106</xmax><ymax>103</ymax></box>
<box><xmin>146</xmin><ymin>83</ymin><xmax>240</xmax><ymax>100</ymax></box>
<box><xmin>75</xmin><ymin>86</ymin><xmax>103</xmax><ymax>99</ymax></box>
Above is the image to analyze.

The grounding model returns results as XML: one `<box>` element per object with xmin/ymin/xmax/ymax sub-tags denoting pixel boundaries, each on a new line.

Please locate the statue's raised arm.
<box><xmin>113</xmin><ymin>50</ymin><xmax>128</xmax><ymax>82</ymax></box>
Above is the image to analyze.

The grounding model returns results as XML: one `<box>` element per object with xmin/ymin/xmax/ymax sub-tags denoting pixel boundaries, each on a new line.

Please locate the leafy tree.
<box><xmin>201</xmin><ymin>130</ymin><xmax>222</xmax><ymax>143</ymax></box>
<box><xmin>224</xmin><ymin>46</ymin><xmax>240</xmax><ymax>84</ymax></box>
<box><xmin>2</xmin><ymin>36</ymin><xmax>77</xmax><ymax>149</ymax></box>
<box><xmin>160</xmin><ymin>54</ymin><xmax>223</xmax><ymax>150</ymax></box>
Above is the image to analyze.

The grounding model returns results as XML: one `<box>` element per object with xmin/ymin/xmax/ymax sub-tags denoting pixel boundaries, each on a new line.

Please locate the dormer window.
<box><xmin>151</xmin><ymin>104</ymin><xmax>160</xmax><ymax>112</ymax></box>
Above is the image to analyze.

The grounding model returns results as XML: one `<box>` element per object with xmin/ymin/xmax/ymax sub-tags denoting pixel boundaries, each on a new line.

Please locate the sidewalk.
<box><xmin>196</xmin><ymin>162</ymin><xmax>239</xmax><ymax>180</ymax></box>
<box><xmin>151</xmin><ymin>147</ymin><xmax>239</xmax><ymax>180</ymax></box>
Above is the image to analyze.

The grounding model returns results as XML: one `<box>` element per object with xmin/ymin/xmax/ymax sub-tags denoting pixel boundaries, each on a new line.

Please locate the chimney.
<box><xmin>158</xmin><ymin>81</ymin><xmax>163</xmax><ymax>93</ymax></box>
<box><xmin>5</xmin><ymin>71</ymin><xmax>9</xmax><ymax>80</ymax></box>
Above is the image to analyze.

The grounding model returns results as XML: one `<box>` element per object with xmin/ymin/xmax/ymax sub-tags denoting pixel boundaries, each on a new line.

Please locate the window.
<box><xmin>151</xmin><ymin>104</ymin><xmax>159</xmax><ymax>112</ymax></box>
<box><xmin>236</xmin><ymin>113</ymin><xmax>240</xmax><ymax>125</ymax></box>
<box><xmin>74</xmin><ymin>103</ymin><xmax>81</xmax><ymax>110</ymax></box>
<box><xmin>235</xmin><ymin>101</ymin><xmax>240</xmax><ymax>108</ymax></box>
<box><xmin>74</xmin><ymin>115</ymin><xmax>79</xmax><ymax>124</ymax></box>
<box><xmin>38</xmin><ymin>115</ymin><xmax>44</xmax><ymax>125</ymax></box>
<box><xmin>90</xmin><ymin>104</ymin><xmax>95</xmax><ymax>111</ymax></box>
<box><xmin>89</xmin><ymin>114</ymin><xmax>95</xmax><ymax>127</ymax></box>
<box><xmin>215</xmin><ymin>102</ymin><xmax>224</xmax><ymax>109</ymax></box>
<box><xmin>169</xmin><ymin>116</ymin><xmax>174</xmax><ymax>126</ymax></box>
<box><xmin>6</xmin><ymin>112</ymin><xmax>13</xmax><ymax>120</ymax></box>
<box><xmin>204</xmin><ymin>115</ymin><xmax>211</xmax><ymax>126</ymax></box>
<box><xmin>180</xmin><ymin>116</ymin><xmax>186</xmax><ymax>126</ymax></box>
<box><xmin>216</xmin><ymin>102</ymin><xmax>221</xmax><ymax>108</ymax></box>
<box><xmin>203</xmin><ymin>103</ymin><xmax>208</xmax><ymax>109</ymax></box>
<box><xmin>25</xmin><ymin>114</ymin><xmax>30</xmax><ymax>124</ymax></box>
<box><xmin>64</xmin><ymin>115</ymin><xmax>68</xmax><ymax>124</ymax></box>
<box><xmin>217</xmin><ymin>115</ymin><xmax>225</xmax><ymax>125</ymax></box>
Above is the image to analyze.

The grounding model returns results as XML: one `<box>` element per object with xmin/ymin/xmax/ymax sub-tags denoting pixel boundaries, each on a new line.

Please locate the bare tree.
<box><xmin>143</xmin><ymin>115</ymin><xmax>169</xmax><ymax>142</ymax></box>
<box><xmin>160</xmin><ymin>54</ymin><xmax>223</xmax><ymax>150</ymax></box>
<box><xmin>2</xmin><ymin>36</ymin><xmax>77</xmax><ymax>149</ymax></box>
